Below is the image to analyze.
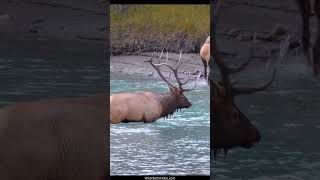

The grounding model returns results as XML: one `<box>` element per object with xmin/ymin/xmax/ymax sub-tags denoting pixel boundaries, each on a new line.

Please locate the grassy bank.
<box><xmin>110</xmin><ymin>5</ymin><xmax>209</xmax><ymax>55</ymax></box>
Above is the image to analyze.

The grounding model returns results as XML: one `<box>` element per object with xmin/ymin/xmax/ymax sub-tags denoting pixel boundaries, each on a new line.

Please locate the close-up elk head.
<box><xmin>110</xmin><ymin>51</ymin><xmax>200</xmax><ymax>124</ymax></box>
<box><xmin>145</xmin><ymin>51</ymin><xmax>200</xmax><ymax>108</ymax></box>
<box><xmin>210</xmin><ymin>34</ymin><xmax>276</xmax><ymax>160</ymax></box>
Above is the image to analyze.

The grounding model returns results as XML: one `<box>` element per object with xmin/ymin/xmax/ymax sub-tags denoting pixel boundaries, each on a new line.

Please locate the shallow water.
<box><xmin>0</xmin><ymin>57</ymin><xmax>107</xmax><ymax>106</ymax></box>
<box><xmin>110</xmin><ymin>73</ymin><xmax>210</xmax><ymax>175</ymax></box>
<box><xmin>212</xmin><ymin>60</ymin><xmax>320</xmax><ymax>179</ymax></box>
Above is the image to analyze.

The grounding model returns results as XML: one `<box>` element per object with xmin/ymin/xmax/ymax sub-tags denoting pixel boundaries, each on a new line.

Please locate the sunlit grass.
<box><xmin>111</xmin><ymin>5</ymin><xmax>209</xmax><ymax>55</ymax></box>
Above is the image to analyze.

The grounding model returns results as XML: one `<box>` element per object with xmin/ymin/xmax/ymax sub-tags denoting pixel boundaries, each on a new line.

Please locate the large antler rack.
<box><xmin>144</xmin><ymin>50</ymin><xmax>201</xmax><ymax>91</ymax></box>
<box><xmin>212</xmin><ymin>32</ymin><xmax>277</xmax><ymax>102</ymax></box>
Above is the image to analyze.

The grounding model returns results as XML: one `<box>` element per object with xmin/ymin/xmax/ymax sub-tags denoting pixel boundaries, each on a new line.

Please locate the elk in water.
<box><xmin>110</xmin><ymin>51</ymin><xmax>200</xmax><ymax>124</ymax></box>
<box><xmin>210</xmin><ymin>33</ymin><xmax>276</xmax><ymax>160</ymax></box>
<box><xmin>0</xmin><ymin>94</ymin><xmax>108</xmax><ymax>180</ymax></box>
<box><xmin>295</xmin><ymin>0</ymin><xmax>320</xmax><ymax>75</ymax></box>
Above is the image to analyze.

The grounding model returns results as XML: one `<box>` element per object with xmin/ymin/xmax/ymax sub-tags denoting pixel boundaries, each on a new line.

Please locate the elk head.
<box><xmin>145</xmin><ymin>50</ymin><xmax>200</xmax><ymax>111</ymax></box>
<box><xmin>211</xmin><ymin>34</ymin><xmax>276</xmax><ymax>159</ymax></box>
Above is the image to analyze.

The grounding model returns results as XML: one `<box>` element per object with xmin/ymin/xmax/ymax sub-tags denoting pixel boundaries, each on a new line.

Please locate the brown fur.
<box><xmin>0</xmin><ymin>94</ymin><xmax>108</xmax><ymax>180</ymax></box>
<box><xmin>211</xmin><ymin>80</ymin><xmax>261</xmax><ymax>160</ymax></box>
<box><xmin>110</xmin><ymin>87</ymin><xmax>191</xmax><ymax>124</ymax></box>
<box><xmin>210</xmin><ymin>25</ymin><xmax>275</xmax><ymax>159</ymax></box>
<box><xmin>200</xmin><ymin>36</ymin><xmax>210</xmax><ymax>78</ymax></box>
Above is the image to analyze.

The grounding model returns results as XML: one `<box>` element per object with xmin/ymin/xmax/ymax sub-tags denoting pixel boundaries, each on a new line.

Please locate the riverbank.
<box><xmin>0</xmin><ymin>0</ymin><xmax>107</xmax><ymax>63</ymax></box>
<box><xmin>110</xmin><ymin>52</ymin><xmax>204</xmax><ymax>81</ymax></box>
<box><xmin>110</xmin><ymin>5</ymin><xmax>209</xmax><ymax>55</ymax></box>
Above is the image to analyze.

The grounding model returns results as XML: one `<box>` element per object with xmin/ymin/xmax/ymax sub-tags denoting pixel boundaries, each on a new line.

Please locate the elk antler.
<box><xmin>213</xmin><ymin>32</ymin><xmax>276</xmax><ymax>101</ymax></box>
<box><xmin>145</xmin><ymin>50</ymin><xmax>201</xmax><ymax>91</ymax></box>
<box><xmin>144</xmin><ymin>51</ymin><xmax>175</xmax><ymax>88</ymax></box>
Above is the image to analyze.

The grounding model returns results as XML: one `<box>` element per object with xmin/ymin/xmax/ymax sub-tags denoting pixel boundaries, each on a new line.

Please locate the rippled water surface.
<box><xmin>0</xmin><ymin>57</ymin><xmax>107</xmax><ymax>105</ymax></box>
<box><xmin>212</xmin><ymin>61</ymin><xmax>320</xmax><ymax>179</ymax></box>
<box><xmin>110</xmin><ymin>73</ymin><xmax>210</xmax><ymax>175</ymax></box>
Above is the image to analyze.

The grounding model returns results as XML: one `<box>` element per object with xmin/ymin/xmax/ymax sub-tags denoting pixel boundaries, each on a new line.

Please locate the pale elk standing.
<box><xmin>110</xmin><ymin>51</ymin><xmax>200</xmax><ymax>124</ymax></box>
<box><xmin>200</xmin><ymin>36</ymin><xmax>210</xmax><ymax>79</ymax></box>
<box><xmin>199</xmin><ymin>0</ymin><xmax>230</xmax><ymax>79</ymax></box>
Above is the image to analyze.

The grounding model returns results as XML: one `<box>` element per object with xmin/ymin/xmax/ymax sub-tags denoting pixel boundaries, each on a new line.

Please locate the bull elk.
<box><xmin>296</xmin><ymin>0</ymin><xmax>320</xmax><ymax>75</ymax></box>
<box><xmin>110</xmin><ymin>51</ymin><xmax>200</xmax><ymax>124</ymax></box>
<box><xmin>211</xmin><ymin>33</ymin><xmax>276</xmax><ymax>159</ymax></box>
<box><xmin>0</xmin><ymin>94</ymin><xmax>108</xmax><ymax>180</ymax></box>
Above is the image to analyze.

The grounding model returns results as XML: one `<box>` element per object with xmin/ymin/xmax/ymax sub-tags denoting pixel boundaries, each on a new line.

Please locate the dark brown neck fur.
<box><xmin>159</xmin><ymin>93</ymin><xmax>178</xmax><ymax>119</ymax></box>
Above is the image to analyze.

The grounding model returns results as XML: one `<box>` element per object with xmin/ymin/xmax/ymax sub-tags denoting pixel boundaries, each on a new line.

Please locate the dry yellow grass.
<box><xmin>111</xmin><ymin>5</ymin><xmax>209</xmax><ymax>55</ymax></box>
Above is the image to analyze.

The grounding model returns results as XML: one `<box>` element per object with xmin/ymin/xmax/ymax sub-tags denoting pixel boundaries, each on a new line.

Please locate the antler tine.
<box><xmin>180</xmin><ymin>72</ymin><xmax>191</xmax><ymax>85</ymax></box>
<box><xmin>144</xmin><ymin>51</ymin><xmax>156</xmax><ymax>63</ymax></box>
<box><xmin>212</xmin><ymin>40</ymin><xmax>233</xmax><ymax>102</ymax></box>
<box><xmin>172</xmin><ymin>71</ymin><xmax>192</xmax><ymax>90</ymax></box>
<box><xmin>148</xmin><ymin>50</ymin><xmax>196</xmax><ymax>90</ymax></box>
<box><xmin>228</xmin><ymin>32</ymin><xmax>257</xmax><ymax>74</ymax></box>
<box><xmin>183</xmin><ymin>72</ymin><xmax>202</xmax><ymax>91</ymax></box>
<box><xmin>166</xmin><ymin>51</ymin><xmax>169</xmax><ymax>63</ymax></box>
<box><xmin>158</xmin><ymin>50</ymin><xmax>164</xmax><ymax>64</ymax></box>
<box><xmin>152</xmin><ymin>50</ymin><xmax>186</xmax><ymax>89</ymax></box>
<box><xmin>175</xmin><ymin>50</ymin><xmax>183</xmax><ymax>70</ymax></box>
<box><xmin>144</xmin><ymin>51</ymin><xmax>175</xmax><ymax>88</ymax></box>
<box><xmin>171</xmin><ymin>51</ymin><xmax>192</xmax><ymax>89</ymax></box>
<box><xmin>232</xmin><ymin>67</ymin><xmax>276</xmax><ymax>95</ymax></box>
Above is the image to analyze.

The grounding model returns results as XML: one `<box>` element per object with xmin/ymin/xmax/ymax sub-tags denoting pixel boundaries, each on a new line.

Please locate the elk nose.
<box><xmin>251</xmin><ymin>126</ymin><xmax>261</xmax><ymax>144</ymax></box>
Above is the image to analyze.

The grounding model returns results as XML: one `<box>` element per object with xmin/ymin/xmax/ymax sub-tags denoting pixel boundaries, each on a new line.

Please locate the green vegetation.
<box><xmin>110</xmin><ymin>5</ymin><xmax>209</xmax><ymax>55</ymax></box>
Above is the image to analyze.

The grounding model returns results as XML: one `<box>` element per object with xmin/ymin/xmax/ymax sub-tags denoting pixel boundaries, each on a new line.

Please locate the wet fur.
<box><xmin>110</xmin><ymin>88</ymin><xmax>190</xmax><ymax>124</ymax></box>
<box><xmin>210</xmin><ymin>80</ymin><xmax>261</xmax><ymax>160</ymax></box>
<box><xmin>0</xmin><ymin>94</ymin><xmax>108</xmax><ymax>180</ymax></box>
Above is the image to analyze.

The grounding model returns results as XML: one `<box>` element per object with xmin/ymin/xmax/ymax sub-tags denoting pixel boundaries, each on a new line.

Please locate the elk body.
<box><xmin>200</xmin><ymin>36</ymin><xmax>210</xmax><ymax>79</ymax></box>
<box><xmin>199</xmin><ymin>0</ymin><xmax>224</xmax><ymax>79</ymax></box>
<box><xmin>296</xmin><ymin>0</ymin><xmax>320</xmax><ymax>75</ymax></box>
<box><xmin>110</xmin><ymin>51</ymin><xmax>200</xmax><ymax>124</ymax></box>
<box><xmin>0</xmin><ymin>94</ymin><xmax>108</xmax><ymax>180</ymax></box>
<box><xmin>211</xmin><ymin>28</ymin><xmax>276</xmax><ymax>159</ymax></box>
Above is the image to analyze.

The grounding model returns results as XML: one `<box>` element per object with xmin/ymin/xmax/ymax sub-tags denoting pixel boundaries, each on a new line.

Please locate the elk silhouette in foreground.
<box><xmin>110</xmin><ymin>51</ymin><xmax>200</xmax><ymax>124</ymax></box>
<box><xmin>200</xmin><ymin>36</ymin><xmax>210</xmax><ymax>79</ymax></box>
<box><xmin>0</xmin><ymin>94</ymin><xmax>108</xmax><ymax>180</ymax></box>
<box><xmin>296</xmin><ymin>0</ymin><xmax>320</xmax><ymax>75</ymax></box>
<box><xmin>211</xmin><ymin>36</ymin><xmax>276</xmax><ymax>160</ymax></box>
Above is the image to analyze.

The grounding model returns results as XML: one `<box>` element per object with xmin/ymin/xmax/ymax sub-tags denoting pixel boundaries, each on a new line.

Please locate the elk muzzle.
<box><xmin>241</xmin><ymin>125</ymin><xmax>261</xmax><ymax>149</ymax></box>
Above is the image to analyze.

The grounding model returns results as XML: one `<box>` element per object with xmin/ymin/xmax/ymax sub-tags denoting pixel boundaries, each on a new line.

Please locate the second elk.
<box><xmin>110</xmin><ymin>51</ymin><xmax>200</xmax><ymax>124</ymax></box>
<box><xmin>211</xmin><ymin>37</ymin><xmax>276</xmax><ymax>159</ymax></box>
